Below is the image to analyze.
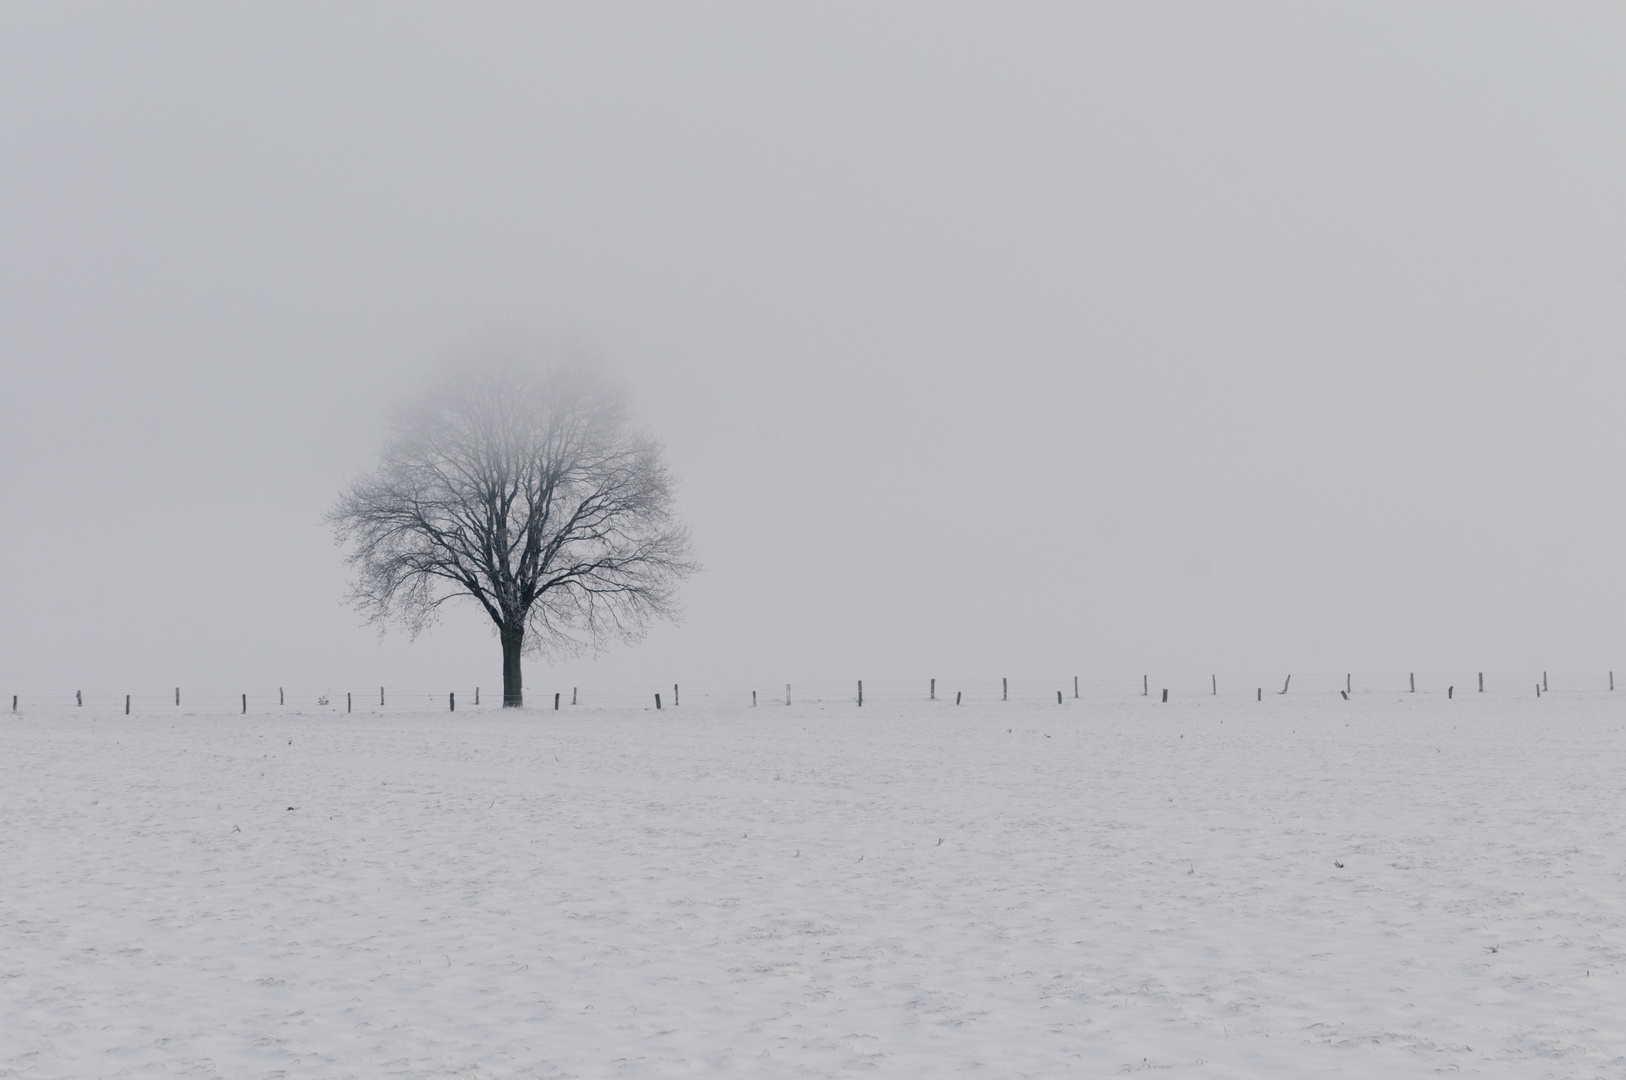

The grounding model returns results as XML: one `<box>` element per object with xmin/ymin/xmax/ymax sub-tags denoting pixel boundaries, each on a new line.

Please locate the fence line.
<box><xmin>4</xmin><ymin>671</ymin><xmax>1622</xmax><ymax>716</ymax></box>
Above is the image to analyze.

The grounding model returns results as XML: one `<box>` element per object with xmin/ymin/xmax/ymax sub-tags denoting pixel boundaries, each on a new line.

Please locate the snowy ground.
<box><xmin>4</xmin><ymin>693</ymin><xmax>1626</xmax><ymax>1078</ymax></box>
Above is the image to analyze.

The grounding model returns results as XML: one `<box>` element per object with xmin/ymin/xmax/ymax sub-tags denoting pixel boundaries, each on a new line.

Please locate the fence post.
<box><xmin>1257</xmin><ymin>687</ymin><xmax>1262</xmax><ymax>701</ymax></box>
<box><xmin>1003</xmin><ymin>677</ymin><xmax>1008</xmax><ymax>701</ymax></box>
<box><xmin>956</xmin><ymin>691</ymin><xmax>961</xmax><ymax>705</ymax></box>
<box><xmin>655</xmin><ymin>692</ymin><xmax>662</xmax><ymax>710</ymax></box>
<box><xmin>76</xmin><ymin>690</ymin><xmax>81</xmax><ymax>707</ymax></box>
<box><xmin>125</xmin><ymin>694</ymin><xmax>130</xmax><ymax>715</ymax></box>
<box><xmin>554</xmin><ymin>692</ymin><xmax>560</xmax><ymax>710</ymax></box>
<box><xmin>1479</xmin><ymin>672</ymin><xmax>1484</xmax><ymax>692</ymax></box>
<box><xmin>380</xmin><ymin>687</ymin><xmax>385</xmax><ymax>707</ymax></box>
<box><xmin>1280</xmin><ymin>675</ymin><xmax>1291</xmax><ymax>694</ymax></box>
<box><xmin>1074</xmin><ymin>676</ymin><xmax>1079</xmax><ymax>698</ymax></box>
<box><xmin>475</xmin><ymin>687</ymin><xmax>479</xmax><ymax>705</ymax></box>
<box><xmin>1057</xmin><ymin>690</ymin><xmax>1062</xmax><ymax>704</ymax></box>
<box><xmin>175</xmin><ymin>687</ymin><xmax>180</xmax><ymax>706</ymax></box>
<box><xmin>572</xmin><ymin>687</ymin><xmax>577</xmax><ymax>705</ymax></box>
<box><xmin>347</xmin><ymin>692</ymin><xmax>351</xmax><ymax>713</ymax></box>
<box><xmin>1142</xmin><ymin>676</ymin><xmax>1148</xmax><ymax>697</ymax></box>
<box><xmin>1449</xmin><ymin>686</ymin><xmax>1454</xmax><ymax>698</ymax></box>
<box><xmin>786</xmin><ymin>684</ymin><xmax>791</xmax><ymax>706</ymax></box>
<box><xmin>930</xmin><ymin>678</ymin><xmax>935</xmax><ymax>700</ymax></box>
<box><xmin>1161</xmin><ymin>688</ymin><xmax>1168</xmax><ymax>702</ymax></box>
<box><xmin>1346</xmin><ymin>673</ymin><xmax>1351</xmax><ymax>695</ymax></box>
<box><xmin>857</xmin><ymin>680</ymin><xmax>863</xmax><ymax>706</ymax></box>
<box><xmin>450</xmin><ymin>691</ymin><xmax>455</xmax><ymax>711</ymax></box>
<box><xmin>279</xmin><ymin>687</ymin><xmax>284</xmax><ymax>705</ymax></box>
<box><xmin>1212</xmin><ymin>674</ymin><xmax>1217</xmax><ymax>695</ymax></box>
<box><xmin>242</xmin><ymin>693</ymin><xmax>246</xmax><ymax>715</ymax></box>
<box><xmin>1543</xmin><ymin>671</ymin><xmax>1548</xmax><ymax>692</ymax></box>
<box><xmin>752</xmin><ymin>690</ymin><xmax>757</xmax><ymax>706</ymax></box>
<box><xmin>1410</xmin><ymin>672</ymin><xmax>1415</xmax><ymax>693</ymax></box>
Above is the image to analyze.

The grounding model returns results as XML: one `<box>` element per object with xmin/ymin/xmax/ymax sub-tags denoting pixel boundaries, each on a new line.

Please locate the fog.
<box><xmin>4</xmin><ymin>5</ymin><xmax>1625</xmax><ymax>696</ymax></box>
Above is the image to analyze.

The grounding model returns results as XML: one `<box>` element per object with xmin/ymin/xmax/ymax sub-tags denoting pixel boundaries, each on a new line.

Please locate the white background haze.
<box><xmin>4</xmin><ymin>4</ymin><xmax>1626</xmax><ymax>694</ymax></box>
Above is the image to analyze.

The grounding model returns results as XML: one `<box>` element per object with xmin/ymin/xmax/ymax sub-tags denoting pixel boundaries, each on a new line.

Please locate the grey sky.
<box><xmin>4</xmin><ymin>4</ymin><xmax>1625</xmax><ymax>695</ymax></box>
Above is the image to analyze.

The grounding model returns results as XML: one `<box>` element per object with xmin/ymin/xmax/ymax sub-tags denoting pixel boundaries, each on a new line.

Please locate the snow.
<box><xmin>4</xmin><ymin>692</ymin><xmax>1625</xmax><ymax>1077</ymax></box>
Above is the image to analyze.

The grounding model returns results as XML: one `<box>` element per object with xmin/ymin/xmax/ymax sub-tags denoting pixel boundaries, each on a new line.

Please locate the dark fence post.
<box><xmin>1161</xmin><ymin>688</ymin><xmax>1168</xmax><ymax>702</ymax></box>
<box><xmin>241</xmin><ymin>693</ymin><xmax>246</xmax><ymax>715</ymax></box>
<box><xmin>956</xmin><ymin>691</ymin><xmax>961</xmax><ymax>705</ymax></box>
<box><xmin>930</xmin><ymin>678</ymin><xmax>935</xmax><ymax>700</ymax></box>
<box><xmin>858</xmin><ymin>680</ymin><xmax>863</xmax><ymax>706</ymax></box>
<box><xmin>554</xmin><ymin>692</ymin><xmax>560</xmax><ymax>710</ymax></box>
<box><xmin>655</xmin><ymin>692</ymin><xmax>662</xmax><ymax>710</ymax></box>
<box><xmin>1057</xmin><ymin>690</ymin><xmax>1062</xmax><ymax>704</ymax></box>
<box><xmin>450</xmin><ymin>691</ymin><xmax>455</xmax><ymax>711</ymax></box>
<box><xmin>125</xmin><ymin>694</ymin><xmax>130</xmax><ymax>715</ymax></box>
<box><xmin>1003</xmin><ymin>677</ymin><xmax>1008</xmax><ymax>701</ymax></box>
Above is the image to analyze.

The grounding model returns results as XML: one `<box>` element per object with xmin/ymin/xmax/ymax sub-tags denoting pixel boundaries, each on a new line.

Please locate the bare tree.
<box><xmin>327</xmin><ymin>350</ymin><xmax>698</xmax><ymax>707</ymax></box>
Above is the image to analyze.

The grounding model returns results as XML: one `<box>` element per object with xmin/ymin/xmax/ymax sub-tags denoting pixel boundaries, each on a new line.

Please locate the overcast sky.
<box><xmin>4</xmin><ymin>4</ymin><xmax>1625</xmax><ymax>698</ymax></box>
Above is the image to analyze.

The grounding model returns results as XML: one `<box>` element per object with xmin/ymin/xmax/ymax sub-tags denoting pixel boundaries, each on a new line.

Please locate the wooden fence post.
<box><xmin>1074</xmin><ymin>676</ymin><xmax>1079</xmax><ymax>698</ymax></box>
<box><xmin>242</xmin><ymin>693</ymin><xmax>246</xmax><ymax>715</ymax></box>
<box><xmin>572</xmin><ymin>687</ymin><xmax>577</xmax><ymax>705</ymax></box>
<box><xmin>380</xmin><ymin>687</ymin><xmax>385</xmax><ymax>707</ymax></box>
<box><xmin>1410</xmin><ymin>672</ymin><xmax>1415</xmax><ymax>693</ymax></box>
<box><xmin>1161</xmin><ymin>688</ymin><xmax>1168</xmax><ymax>702</ymax></box>
<box><xmin>450</xmin><ymin>691</ymin><xmax>455</xmax><ymax>711</ymax></box>
<box><xmin>956</xmin><ymin>691</ymin><xmax>961</xmax><ymax>705</ymax></box>
<box><xmin>752</xmin><ymin>690</ymin><xmax>757</xmax><ymax>706</ymax></box>
<box><xmin>655</xmin><ymin>692</ymin><xmax>662</xmax><ymax>710</ymax></box>
<box><xmin>175</xmin><ymin>687</ymin><xmax>180</xmax><ymax>706</ymax></box>
<box><xmin>1479</xmin><ymin>672</ymin><xmax>1484</xmax><ymax>692</ymax></box>
<box><xmin>554</xmin><ymin>692</ymin><xmax>560</xmax><ymax>710</ymax></box>
<box><xmin>786</xmin><ymin>684</ymin><xmax>791</xmax><ymax>706</ymax></box>
<box><xmin>76</xmin><ymin>690</ymin><xmax>81</xmax><ymax>706</ymax></box>
<box><xmin>1003</xmin><ymin>677</ymin><xmax>1008</xmax><ymax>701</ymax></box>
<box><xmin>125</xmin><ymin>694</ymin><xmax>130</xmax><ymax>715</ymax></box>
<box><xmin>930</xmin><ymin>678</ymin><xmax>935</xmax><ymax>700</ymax></box>
<box><xmin>1057</xmin><ymin>690</ymin><xmax>1062</xmax><ymax>704</ymax></box>
<box><xmin>857</xmin><ymin>680</ymin><xmax>863</xmax><ymax>706</ymax></box>
<box><xmin>1212</xmin><ymin>675</ymin><xmax>1217</xmax><ymax>695</ymax></box>
<box><xmin>674</xmin><ymin>684</ymin><xmax>679</xmax><ymax>706</ymax></box>
<box><xmin>347</xmin><ymin>692</ymin><xmax>351</xmax><ymax>713</ymax></box>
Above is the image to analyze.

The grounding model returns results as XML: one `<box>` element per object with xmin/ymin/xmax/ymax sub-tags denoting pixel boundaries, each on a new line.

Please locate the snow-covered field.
<box><xmin>4</xmin><ymin>692</ymin><xmax>1625</xmax><ymax>1078</ymax></box>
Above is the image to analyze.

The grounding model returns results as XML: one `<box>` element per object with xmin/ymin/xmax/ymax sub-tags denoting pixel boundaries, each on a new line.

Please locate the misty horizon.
<box><xmin>5</xmin><ymin>5</ymin><xmax>1625</xmax><ymax>693</ymax></box>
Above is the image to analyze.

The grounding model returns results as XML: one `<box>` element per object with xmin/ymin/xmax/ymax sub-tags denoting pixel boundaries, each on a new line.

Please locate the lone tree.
<box><xmin>327</xmin><ymin>350</ymin><xmax>697</xmax><ymax>707</ymax></box>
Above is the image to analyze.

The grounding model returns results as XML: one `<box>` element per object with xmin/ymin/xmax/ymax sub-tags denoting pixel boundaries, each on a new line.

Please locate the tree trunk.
<box><xmin>501</xmin><ymin>624</ymin><xmax>524</xmax><ymax>707</ymax></box>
